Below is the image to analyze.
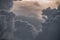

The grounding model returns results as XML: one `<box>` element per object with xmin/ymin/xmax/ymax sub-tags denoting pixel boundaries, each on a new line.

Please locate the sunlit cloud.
<box><xmin>21</xmin><ymin>0</ymin><xmax>60</xmax><ymax>9</ymax></box>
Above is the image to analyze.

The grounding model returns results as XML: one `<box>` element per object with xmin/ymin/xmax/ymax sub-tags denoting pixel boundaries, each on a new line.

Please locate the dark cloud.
<box><xmin>0</xmin><ymin>0</ymin><xmax>13</xmax><ymax>10</ymax></box>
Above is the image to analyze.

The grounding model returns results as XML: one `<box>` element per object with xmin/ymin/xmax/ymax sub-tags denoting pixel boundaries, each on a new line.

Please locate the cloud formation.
<box><xmin>11</xmin><ymin>1</ymin><xmax>47</xmax><ymax>23</ymax></box>
<box><xmin>11</xmin><ymin>0</ymin><xmax>60</xmax><ymax>23</ymax></box>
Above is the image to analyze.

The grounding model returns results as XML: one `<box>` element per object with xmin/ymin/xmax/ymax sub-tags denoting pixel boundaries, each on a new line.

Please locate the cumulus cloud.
<box><xmin>12</xmin><ymin>0</ymin><xmax>60</xmax><ymax>39</ymax></box>
<box><xmin>11</xmin><ymin>1</ymin><xmax>47</xmax><ymax>37</ymax></box>
<box><xmin>11</xmin><ymin>1</ymin><xmax>47</xmax><ymax>23</ymax></box>
<box><xmin>11</xmin><ymin>0</ymin><xmax>60</xmax><ymax>38</ymax></box>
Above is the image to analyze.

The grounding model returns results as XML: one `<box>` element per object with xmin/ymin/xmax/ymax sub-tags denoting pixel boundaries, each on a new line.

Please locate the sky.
<box><xmin>13</xmin><ymin>0</ymin><xmax>60</xmax><ymax>9</ymax></box>
<box><xmin>12</xmin><ymin>0</ymin><xmax>60</xmax><ymax>34</ymax></box>
<box><xmin>11</xmin><ymin>0</ymin><xmax>60</xmax><ymax>23</ymax></box>
<box><xmin>22</xmin><ymin>0</ymin><xmax>60</xmax><ymax>8</ymax></box>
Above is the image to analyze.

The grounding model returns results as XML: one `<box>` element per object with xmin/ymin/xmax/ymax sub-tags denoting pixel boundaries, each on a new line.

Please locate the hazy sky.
<box><xmin>11</xmin><ymin>0</ymin><xmax>60</xmax><ymax>33</ymax></box>
<box><xmin>26</xmin><ymin>0</ymin><xmax>60</xmax><ymax>9</ymax></box>
<box><xmin>11</xmin><ymin>0</ymin><xmax>60</xmax><ymax>23</ymax></box>
<box><xmin>13</xmin><ymin>0</ymin><xmax>60</xmax><ymax>9</ymax></box>
<box><xmin>11</xmin><ymin>0</ymin><xmax>60</xmax><ymax>37</ymax></box>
